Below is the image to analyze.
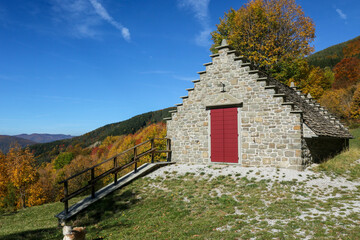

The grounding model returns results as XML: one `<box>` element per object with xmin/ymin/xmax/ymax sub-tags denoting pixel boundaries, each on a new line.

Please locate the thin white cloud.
<box><xmin>51</xmin><ymin>0</ymin><xmax>101</xmax><ymax>38</ymax></box>
<box><xmin>88</xmin><ymin>0</ymin><xmax>130</xmax><ymax>41</ymax></box>
<box><xmin>178</xmin><ymin>0</ymin><xmax>212</xmax><ymax>46</ymax></box>
<box><xmin>51</xmin><ymin>0</ymin><xmax>129</xmax><ymax>41</ymax></box>
<box><xmin>336</xmin><ymin>8</ymin><xmax>347</xmax><ymax>20</ymax></box>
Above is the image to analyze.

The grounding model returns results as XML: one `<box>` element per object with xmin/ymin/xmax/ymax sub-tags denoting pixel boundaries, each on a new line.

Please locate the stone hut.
<box><xmin>166</xmin><ymin>40</ymin><xmax>352</xmax><ymax>170</ymax></box>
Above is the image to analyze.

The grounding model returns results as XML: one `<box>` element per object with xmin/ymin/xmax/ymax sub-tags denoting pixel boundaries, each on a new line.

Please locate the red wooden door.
<box><xmin>211</xmin><ymin>108</ymin><xmax>238</xmax><ymax>163</ymax></box>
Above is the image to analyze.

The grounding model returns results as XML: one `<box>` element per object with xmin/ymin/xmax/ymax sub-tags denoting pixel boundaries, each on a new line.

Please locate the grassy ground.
<box><xmin>0</xmin><ymin>197</ymin><xmax>82</xmax><ymax>240</ymax></box>
<box><xmin>316</xmin><ymin>128</ymin><xmax>360</xmax><ymax>180</ymax></box>
<box><xmin>1</xmin><ymin>129</ymin><xmax>359</xmax><ymax>239</ymax></box>
<box><xmin>1</xmin><ymin>170</ymin><xmax>360</xmax><ymax>239</ymax></box>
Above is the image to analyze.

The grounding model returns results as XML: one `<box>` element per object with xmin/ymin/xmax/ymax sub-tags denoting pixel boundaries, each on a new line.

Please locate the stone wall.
<box><xmin>167</xmin><ymin>44</ymin><xmax>303</xmax><ymax>169</ymax></box>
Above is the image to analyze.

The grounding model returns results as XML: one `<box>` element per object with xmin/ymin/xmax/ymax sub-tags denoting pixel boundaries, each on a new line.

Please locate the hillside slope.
<box><xmin>1</xmin><ymin>163</ymin><xmax>360</xmax><ymax>240</ymax></box>
<box><xmin>0</xmin><ymin>135</ymin><xmax>36</xmax><ymax>153</ymax></box>
<box><xmin>15</xmin><ymin>134</ymin><xmax>74</xmax><ymax>143</ymax></box>
<box><xmin>308</xmin><ymin>35</ymin><xmax>360</xmax><ymax>68</ymax></box>
<box><xmin>30</xmin><ymin>107</ymin><xmax>174</xmax><ymax>163</ymax></box>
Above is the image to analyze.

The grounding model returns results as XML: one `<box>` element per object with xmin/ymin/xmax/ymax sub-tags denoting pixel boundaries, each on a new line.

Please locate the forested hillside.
<box><xmin>310</xmin><ymin>36</ymin><xmax>360</xmax><ymax>122</ymax></box>
<box><xmin>308</xmin><ymin>36</ymin><xmax>360</xmax><ymax>68</ymax></box>
<box><xmin>29</xmin><ymin>107</ymin><xmax>174</xmax><ymax>163</ymax></box>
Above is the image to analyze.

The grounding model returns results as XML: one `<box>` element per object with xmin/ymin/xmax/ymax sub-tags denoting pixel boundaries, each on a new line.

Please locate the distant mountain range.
<box><xmin>0</xmin><ymin>134</ymin><xmax>74</xmax><ymax>154</ymax></box>
<box><xmin>0</xmin><ymin>135</ymin><xmax>36</xmax><ymax>153</ymax></box>
<box><xmin>14</xmin><ymin>133</ymin><xmax>74</xmax><ymax>143</ymax></box>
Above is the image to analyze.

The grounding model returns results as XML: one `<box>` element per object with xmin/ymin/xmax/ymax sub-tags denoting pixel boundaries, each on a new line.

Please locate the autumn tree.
<box><xmin>300</xmin><ymin>66</ymin><xmax>333</xmax><ymax>99</ymax></box>
<box><xmin>350</xmin><ymin>84</ymin><xmax>360</xmax><ymax>119</ymax></box>
<box><xmin>332</xmin><ymin>57</ymin><xmax>360</xmax><ymax>90</ymax></box>
<box><xmin>211</xmin><ymin>0</ymin><xmax>315</xmax><ymax>70</ymax></box>
<box><xmin>270</xmin><ymin>58</ymin><xmax>310</xmax><ymax>86</ymax></box>
<box><xmin>343</xmin><ymin>37</ymin><xmax>360</xmax><ymax>58</ymax></box>
<box><xmin>6</xmin><ymin>146</ymin><xmax>38</xmax><ymax>208</ymax></box>
<box><xmin>320</xmin><ymin>88</ymin><xmax>353</xmax><ymax>119</ymax></box>
<box><xmin>0</xmin><ymin>151</ymin><xmax>8</xmax><ymax>208</ymax></box>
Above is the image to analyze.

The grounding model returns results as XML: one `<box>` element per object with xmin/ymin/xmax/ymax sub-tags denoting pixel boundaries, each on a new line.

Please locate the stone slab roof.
<box><xmin>255</xmin><ymin>69</ymin><xmax>353</xmax><ymax>139</ymax></box>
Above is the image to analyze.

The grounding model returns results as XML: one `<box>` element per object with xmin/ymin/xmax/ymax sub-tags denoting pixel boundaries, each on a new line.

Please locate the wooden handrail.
<box><xmin>60</xmin><ymin>184</ymin><xmax>92</xmax><ymax>202</ymax></box>
<box><xmin>59</xmin><ymin>138</ymin><xmax>171</xmax><ymax>214</ymax></box>
<box><xmin>58</xmin><ymin>139</ymin><xmax>162</xmax><ymax>184</ymax></box>
<box><xmin>91</xmin><ymin>139</ymin><xmax>152</xmax><ymax>169</ymax></box>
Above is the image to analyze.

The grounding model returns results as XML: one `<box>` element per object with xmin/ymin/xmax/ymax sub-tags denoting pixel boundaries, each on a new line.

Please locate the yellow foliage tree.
<box><xmin>320</xmin><ymin>88</ymin><xmax>353</xmax><ymax>119</ymax></box>
<box><xmin>350</xmin><ymin>84</ymin><xmax>360</xmax><ymax>119</ymax></box>
<box><xmin>300</xmin><ymin>66</ymin><xmax>333</xmax><ymax>99</ymax></box>
<box><xmin>211</xmin><ymin>0</ymin><xmax>315</xmax><ymax>69</ymax></box>
<box><xmin>6</xmin><ymin>146</ymin><xmax>38</xmax><ymax>208</ymax></box>
<box><xmin>26</xmin><ymin>181</ymin><xmax>48</xmax><ymax>206</ymax></box>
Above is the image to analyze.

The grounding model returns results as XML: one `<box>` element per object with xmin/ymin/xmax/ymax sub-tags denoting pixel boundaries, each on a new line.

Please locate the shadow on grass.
<box><xmin>0</xmin><ymin>211</ymin><xmax>18</xmax><ymax>217</ymax></box>
<box><xmin>0</xmin><ymin>189</ymin><xmax>140</xmax><ymax>240</ymax></box>
<box><xmin>68</xmin><ymin>189</ymin><xmax>140</xmax><ymax>227</ymax></box>
<box><xmin>0</xmin><ymin>227</ymin><xmax>62</xmax><ymax>240</ymax></box>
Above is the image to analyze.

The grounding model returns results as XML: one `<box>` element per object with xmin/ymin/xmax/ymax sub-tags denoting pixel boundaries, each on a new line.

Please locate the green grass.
<box><xmin>0</xmin><ymin>197</ymin><xmax>82</xmax><ymax>240</ymax></box>
<box><xmin>1</xmin><ymin>128</ymin><xmax>360</xmax><ymax>239</ymax></box>
<box><xmin>1</xmin><ymin>172</ymin><xmax>360</xmax><ymax>240</ymax></box>
<box><xmin>349</xmin><ymin>127</ymin><xmax>360</xmax><ymax>149</ymax></box>
<box><xmin>316</xmin><ymin>128</ymin><xmax>360</xmax><ymax>180</ymax></box>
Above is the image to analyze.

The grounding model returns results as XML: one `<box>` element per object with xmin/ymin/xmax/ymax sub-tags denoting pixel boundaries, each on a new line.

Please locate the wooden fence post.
<box><xmin>114</xmin><ymin>157</ymin><xmax>118</xmax><ymax>184</ymax></box>
<box><xmin>91</xmin><ymin>168</ymin><xmax>95</xmax><ymax>198</ymax></box>
<box><xmin>134</xmin><ymin>147</ymin><xmax>138</xmax><ymax>172</ymax></box>
<box><xmin>151</xmin><ymin>139</ymin><xmax>155</xmax><ymax>163</ymax></box>
<box><xmin>166</xmin><ymin>139</ymin><xmax>171</xmax><ymax>162</ymax></box>
<box><xmin>64</xmin><ymin>180</ymin><xmax>69</xmax><ymax>214</ymax></box>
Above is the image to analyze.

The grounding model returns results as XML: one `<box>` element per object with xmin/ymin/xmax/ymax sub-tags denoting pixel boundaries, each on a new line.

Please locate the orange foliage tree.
<box><xmin>211</xmin><ymin>0</ymin><xmax>315</xmax><ymax>69</ymax></box>
<box><xmin>343</xmin><ymin>37</ymin><xmax>360</xmax><ymax>58</ymax></box>
<box><xmin>333</xmin><ymin>57</ymin><xmax>360</xmax><ymax>90</ymax></box>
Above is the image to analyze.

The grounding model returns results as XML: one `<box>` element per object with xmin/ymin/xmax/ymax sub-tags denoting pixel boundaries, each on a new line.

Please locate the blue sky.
<box><xmin>0</xmin><ymin>0</ymin><xmax>359</xmax><ymax>136</ymax></box>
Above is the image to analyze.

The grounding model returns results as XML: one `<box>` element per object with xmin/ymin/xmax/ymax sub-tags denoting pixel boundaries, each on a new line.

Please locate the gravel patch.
<box><xmin>147</xmin><ymin>163</ymin><xmax>360</xmax><ymax>191</ymax></box>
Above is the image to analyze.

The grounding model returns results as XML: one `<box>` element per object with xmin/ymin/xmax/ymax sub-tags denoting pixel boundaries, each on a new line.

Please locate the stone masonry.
<box><xmin>166</xmin><ymin>40</ymin><xmax>352</xmax><ymax>170</ymax></box>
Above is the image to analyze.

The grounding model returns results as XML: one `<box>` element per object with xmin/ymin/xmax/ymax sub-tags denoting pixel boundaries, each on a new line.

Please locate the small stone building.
<box><xmin>166</xmin><ymin>40</ymin><xmax>352</xmax><ymax>170</ymax></box>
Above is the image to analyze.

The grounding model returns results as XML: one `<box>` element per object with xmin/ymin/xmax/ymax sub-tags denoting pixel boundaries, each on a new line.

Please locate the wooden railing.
<box><xmin>58</xmin><ymin>138</ymin><xmax>171</xmax><ymax>214</ymax></box>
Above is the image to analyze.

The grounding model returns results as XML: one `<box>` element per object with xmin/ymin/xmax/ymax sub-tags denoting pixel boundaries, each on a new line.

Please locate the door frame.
<box><xmin>207</xmin><ymin>105</ymin><xmax>242</xmax><ymax>164</ymax></box>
